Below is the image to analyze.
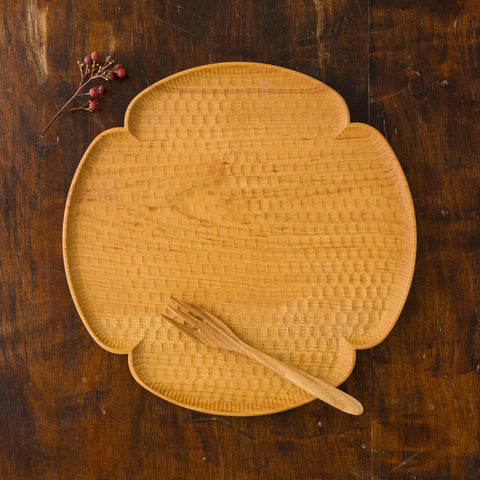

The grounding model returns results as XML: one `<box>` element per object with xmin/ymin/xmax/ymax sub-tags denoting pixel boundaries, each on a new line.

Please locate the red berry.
<box><xmin>89</xmin><ymin>101</ymin><xmax>98</xmax><ymax>111</ymax></box>
<box><xmin>116</xmin><ymin>68</ymin><xmax>127</xmax><ymax>78</ymax></box>
<box><xmin>91</xmin><ymin>51</ymin><xmax>100</xmax><ymax>61</ymax></box>
<box><xmin>114</xmin><ymin>63</ymin><xmax>123</xmax><ymax>71</ymax></box>
<box><xmin>108</xmin><ymin>71</ymin><xmax>117</xmax><ymax>80</ymax></box>
<box><xmin>97</xmin><ymin>85</ymin><xmax>107</xmax><ymax>94</ymax></box>
<box><xmin>89</xmin><ymin>87</ymin><xmax>99</xmax><ymax>98</ymax></box>
<box><xmin>84</xmin><ymin>55</ymin><xmax>93</xmax><ymax>65</ymax></box>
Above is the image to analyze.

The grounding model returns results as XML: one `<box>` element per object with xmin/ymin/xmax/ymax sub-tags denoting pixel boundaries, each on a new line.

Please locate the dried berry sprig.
<box><xmin>41</xmin><ymin>51</ymin><xmax>127</xmax><ymax>137</ymax></box>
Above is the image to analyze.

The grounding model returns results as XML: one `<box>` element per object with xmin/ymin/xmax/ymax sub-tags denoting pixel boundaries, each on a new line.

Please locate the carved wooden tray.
<box><xmin>63</xmin><ymin>62</ymin><xmax>416</xmax><ymax>416</ymax></box>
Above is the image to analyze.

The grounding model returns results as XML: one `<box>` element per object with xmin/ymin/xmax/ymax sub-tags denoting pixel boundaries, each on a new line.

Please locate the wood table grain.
<box><xmin>1</xmin><ymin>1</ymin><xmax>479</xmax><ymax>478</ymax></box>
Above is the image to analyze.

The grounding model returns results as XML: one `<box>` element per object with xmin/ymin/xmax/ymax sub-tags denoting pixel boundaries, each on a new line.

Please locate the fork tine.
<box><xmin>170</xmin><ymin>296</ymin><xmax>206</xmax><ymax>321</ymax></box>
<box><xmin>161</xmin><ymin>313</ymin><xmax>198</xmax><ymax>340</ymax></box>
<box><xmin>169</xmin><ymin>296</ymin><xmax>190</xmax><ymax>310</ymax></box>
<box><xmin>165</xmin><ymin>305</ymin><xmax>200</xmax><ymax>328</ymax></box>
<box><xmin>194</xmin><ymin>304</ymin><xmax>219</xmax><ymax>322</ymax></box>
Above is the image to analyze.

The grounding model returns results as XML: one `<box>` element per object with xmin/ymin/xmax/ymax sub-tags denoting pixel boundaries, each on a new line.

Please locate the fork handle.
<box><xmin>237</xmin><ymin>342</ymin><xmax>363</xmax><ymax>415</ymax></box>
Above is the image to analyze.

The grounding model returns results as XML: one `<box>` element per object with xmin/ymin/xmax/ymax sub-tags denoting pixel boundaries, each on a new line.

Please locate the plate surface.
<box><xmin>63</xmin><ymin>62</ymin><xmax>416</xmax><ymax>415</ymax></box>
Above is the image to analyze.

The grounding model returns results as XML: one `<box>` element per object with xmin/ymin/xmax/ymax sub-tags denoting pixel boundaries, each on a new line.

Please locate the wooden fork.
<box><xmin>162</xmin><ymin>297</ymin><xmax>363</xmax><ymax>415</ymax></box>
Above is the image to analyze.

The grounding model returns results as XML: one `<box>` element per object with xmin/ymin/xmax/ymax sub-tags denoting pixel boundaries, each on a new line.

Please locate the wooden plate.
<box><xmin>63</xmin><ymin>62</ymin><xmax>416</xmax><ymax>416</ymax></box>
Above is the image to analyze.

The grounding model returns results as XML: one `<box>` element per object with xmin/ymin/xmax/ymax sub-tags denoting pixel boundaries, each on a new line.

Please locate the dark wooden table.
<box><xmin>1</xmin><ymin>1</ymin><xmax>479</xmax><ymax>478</ymax></box>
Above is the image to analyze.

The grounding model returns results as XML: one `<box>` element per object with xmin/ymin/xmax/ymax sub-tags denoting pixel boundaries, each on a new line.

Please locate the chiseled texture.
<box><xmin>1</xmin><ymin>0</ymin><xmax>479</xmax><ymax>478</ymax></box>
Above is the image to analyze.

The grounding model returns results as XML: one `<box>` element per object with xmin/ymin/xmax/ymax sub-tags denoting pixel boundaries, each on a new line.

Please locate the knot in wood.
<box><xmin>408</xmin><ymin>77</ymin><xmax>428</xmax><ymax>101</ymax></box>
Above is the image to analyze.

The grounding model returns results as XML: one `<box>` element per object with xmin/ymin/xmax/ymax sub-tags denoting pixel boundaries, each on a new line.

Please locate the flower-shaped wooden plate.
<box><xmin>63</xmin><ymin>62</ymin><xmax>416</xmax><ymax>416</ymax></box>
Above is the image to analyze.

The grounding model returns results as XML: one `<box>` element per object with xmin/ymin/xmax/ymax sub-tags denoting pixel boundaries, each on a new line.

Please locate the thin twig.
<box><xmin>41</xmin><ymin>53</ymin><xmax>125</xmax><ymax>137</ymax></box>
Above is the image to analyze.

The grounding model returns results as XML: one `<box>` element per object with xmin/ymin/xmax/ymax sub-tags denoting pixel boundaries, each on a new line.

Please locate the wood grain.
<box><xmin>0</xmin><ymin>0</ymin><xmax>478</xmax><ymax>478</ymax></box>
